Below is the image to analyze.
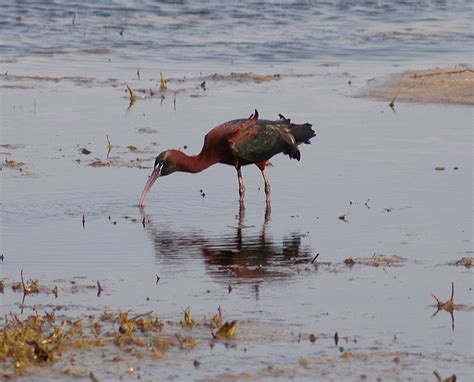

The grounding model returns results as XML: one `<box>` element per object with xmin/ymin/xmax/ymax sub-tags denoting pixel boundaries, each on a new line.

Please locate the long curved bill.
<box><xmin>139</xmin><ymin>165</ymin><xmax>162</xmax><ymax>207</ymax></box>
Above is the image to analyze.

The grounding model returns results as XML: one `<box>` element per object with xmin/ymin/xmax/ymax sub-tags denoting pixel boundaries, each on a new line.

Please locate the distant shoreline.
<box><xmin>359</xmin><ymin>68</ymin><xmax>474</xmax><ymax>105</ymax></box>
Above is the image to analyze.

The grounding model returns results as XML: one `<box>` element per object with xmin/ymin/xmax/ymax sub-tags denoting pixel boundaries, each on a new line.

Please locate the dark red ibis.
<box><xmin>139</xmin><ymin>110</ymin><xmax>315</xmax><ymax>207</ymax></box>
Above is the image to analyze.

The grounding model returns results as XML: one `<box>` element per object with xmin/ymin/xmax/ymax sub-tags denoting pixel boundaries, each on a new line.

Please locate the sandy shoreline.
<box><xmin>359</xmin><ymin>67</ymin><xmax>474</xmax><ymax>105</ymax></box>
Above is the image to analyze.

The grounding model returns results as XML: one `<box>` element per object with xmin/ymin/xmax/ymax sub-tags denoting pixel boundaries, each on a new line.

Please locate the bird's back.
<box><xmin>201</xmin><ymin>112</ymin><xmax>315</xmax><ymax>166</ymax></box>
<box><xmin>230</xmin><ymin>116</ymin><xmax>315</xmax><ymax>164</ymax></box>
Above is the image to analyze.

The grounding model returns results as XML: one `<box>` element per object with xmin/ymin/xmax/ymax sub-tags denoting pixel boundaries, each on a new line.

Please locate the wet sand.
<box><xmin>1</xmin><ymin>61</ymin><xmax>473</xmax><ymax>381</ymax></box>
<box><xmin>359</xmin><ymin>67</ymin><xmax>474</xmax><ymax>105</ymax></box>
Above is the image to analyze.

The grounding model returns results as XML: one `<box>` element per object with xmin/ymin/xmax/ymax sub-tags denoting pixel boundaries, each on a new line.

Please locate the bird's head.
<box><xmin>139</xmin><ymin>149</ymin><xmax>178</xmax><ymax>207</ymax></box>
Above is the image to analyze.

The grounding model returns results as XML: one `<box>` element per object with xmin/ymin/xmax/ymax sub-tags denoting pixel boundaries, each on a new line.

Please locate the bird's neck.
<box><xmin>173</xmin><ymin>150</ymin><xmax>217</xmax><ymax>174</ymax></box>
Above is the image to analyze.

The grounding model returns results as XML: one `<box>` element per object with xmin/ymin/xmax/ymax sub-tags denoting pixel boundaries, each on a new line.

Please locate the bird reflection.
<box><xmin>139</xmin><ymin>203</ymin><xmax>313</xmax><ymax>282</ymax></box>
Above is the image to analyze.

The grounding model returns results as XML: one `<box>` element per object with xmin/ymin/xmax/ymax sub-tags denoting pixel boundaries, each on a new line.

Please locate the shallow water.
<box><xmin>1</xmin><ymin>69</ymin><xmax>473</xmax><ymax>380</ymax></box>
<box><xmin>1</xmin><ymin>1</ymin><xmax>473</xmax><ymax>381</ymax></box>
<box><xmin>1</xmin><ymin>0</ymin><xmax>473</xmax><ymax>78</ymax></box>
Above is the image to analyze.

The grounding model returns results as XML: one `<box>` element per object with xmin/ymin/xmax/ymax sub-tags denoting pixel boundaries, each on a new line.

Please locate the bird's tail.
<box><xmin>285</xmin><ymin>146</ymin><xmax>301</xmax><ymax>161</ymax></box>
<box><xmin>290</xmin><ymin>123</ymin><xmax>316</xmax><ymax>145</ymax></box>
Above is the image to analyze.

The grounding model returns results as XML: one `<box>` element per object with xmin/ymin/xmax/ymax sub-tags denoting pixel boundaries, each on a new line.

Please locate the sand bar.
<box><xmin>360</xmin><ymin>68</ymin><xmax>474</xmax><ymax>105</ymax></box>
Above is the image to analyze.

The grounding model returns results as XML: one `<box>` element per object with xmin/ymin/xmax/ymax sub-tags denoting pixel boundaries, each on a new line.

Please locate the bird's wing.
<box><xmin>228</xmin><ymin>121</ymin><xmax>297</xmax><ymax>163</ymax></box>
<box><xmin>201</xmin><ymin>112</ymin><xmax>259</xmax><ymax>154</ymax></box>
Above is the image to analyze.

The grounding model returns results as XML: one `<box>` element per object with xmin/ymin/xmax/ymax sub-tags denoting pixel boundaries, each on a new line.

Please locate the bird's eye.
<box><xmin>154</xmin><ymin>158</ymin><xmax>161</xmax><ymax>169</ymax></box>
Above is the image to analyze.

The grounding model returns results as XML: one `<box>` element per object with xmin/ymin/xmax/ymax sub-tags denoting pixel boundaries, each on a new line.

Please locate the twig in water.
<box><xmin>131</xmin><ymin>310</ymin><xmax>153</xmax><ymax>321</ymax></box>
<box><xmin>160</xmin><ymin>72</ymin><xmax>167</xmax><ymax>92</ymax></box>
<box><xmin>338</xmin><ymin>212</ymin><xmax>349</xmax><ymax>223</ymax></box>
<box><xmin>433</xmin><ymin>370</ymin><xmax>457</xmax><ymax>382</ymax></box>
<box><xmin>125</xmin><ymin>82</ymin><xmax>137</xmax><ymax>108</ymax></box>
<box><xmin>97</xmin><ymin>281</ymin><xmax>102</xmax><ymax>297</ymax></box>
<box><xmin>431</xmin><ymin>282</ymin><xmax>456</xmax><ymax>331</ymax></box>
<box><xmin>389</xmin><ymin>96</ymin><xmax>397</xmax><ymax>110</ymax></box>
<box><xmin>311</xmin><ymin>253</ymin><xmax>320</xmax><ymax>264</ymax></box>
<box><xmin>106</xmin><ymin>134</ymin><xmax>112</xmax><ymax>158</ymax></box>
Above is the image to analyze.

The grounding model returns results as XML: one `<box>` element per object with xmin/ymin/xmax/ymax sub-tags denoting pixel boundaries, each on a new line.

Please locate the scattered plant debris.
<box><xmin>1</xmin><ymin>158</ymin><xmax>25</xmax><ymax>170</ymax></box>
<box><xmin>181</xmin><ymin>307</ymin><xmax>196</xmax><ymax>328</ymax></box>
<box><xmin>338</xmin><ymin>212</ymin><xmax>349</xmax><ymax>223</ymax></box>
<box><xmin>106</xmin><ymin>134</ymin><xmax>112</xmax><ymax>157</ymax></box>
<box><xmin>344</xmin><ymin>254</ymin><xmax>406</xmax><ymax>267</ymax></box>
<box><xmin>431</xmin><ymin>282</ymin><xmax>472</xmax><ymax>331</ymax></box>
<box><xmin>212</xmin><ymin>320</ymin><xmax>236</xmax><ymax>340</ymax></box>
<box><xmin>125</xmin><ymin>82</ymin><xmax>137</xmax><ymax>108</ymax></box>
<box><xmin>96</xmin><ymin>281</ymin><xmax>103</xmax><ymax>297</ymax></box>
<box><xmin>389</xmin><ymin>95</ymin><xmax>397</xmax><ymax>109</ymax></box>
<box><xmin>433</xmin><ymin>371</ymin><xmax>457</xmax><ymax>382</ymax></box>
<box><xmin>160</xmin><ymin>72</ymin><xmax>167</xmax><ymax>92</ymax></box>
<box><xmin>88</xmin><ymin>160</ymin><xmax>110</xmax><ymax>167</ymax></box>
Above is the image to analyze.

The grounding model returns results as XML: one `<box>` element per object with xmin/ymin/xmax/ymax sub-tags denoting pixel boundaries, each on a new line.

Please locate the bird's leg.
<box><xmin>264</xmin><ymin>201</ymin><xmax>271</xmax><ymax>224</ymax></box>
<box><xmin>236</xmin><ymin>167</ymin><xmax>246</xmax><ymax>203</ymax></box>
<box><xmin>260</xmin><ymin>168</ymin><xmax>271</xmax><ymax>203</ymax></box>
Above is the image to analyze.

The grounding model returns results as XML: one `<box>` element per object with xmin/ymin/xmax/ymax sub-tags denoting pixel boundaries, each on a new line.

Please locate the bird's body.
<box><xmin>139</xmin><ymin>110</ymin><xmax>315</xmax><ymax>207</ymax></box>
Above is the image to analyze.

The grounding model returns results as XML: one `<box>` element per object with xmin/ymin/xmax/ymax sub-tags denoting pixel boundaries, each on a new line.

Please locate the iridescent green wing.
<box><xmin>229</xmin><ymin>122</ymin><xmax>296</xmax><ymax>163</ymax></box>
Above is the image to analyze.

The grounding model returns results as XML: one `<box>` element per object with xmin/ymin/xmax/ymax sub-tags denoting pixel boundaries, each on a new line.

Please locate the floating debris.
<box><xmin>125</xmin><ymin>82</ymin><xmax>137</xmax><ymax>108</ymax></box>
<box><xmin>434</xmin><ymin>166</ymin><xmax>446</xmax><ymax>171</ymax></box>
<box><xmin>433</xmin><ymin>371</ymin><xmax>457</xmax><ymax>382</ymax></box>
<box><xmin>181</xmin><ymin>307</ymin><xmax>196</xmax><ymax>328</ymax></box>
<box><xmin>431</xmin><ymin>282</ymin><xmax>473</xmax><ymax>331</ymax></box>
<box><xmin>1</xmin><ymin>158</ymin><xmax>25</xmax><ymax>170</ymax></box>
<box><xmin>138</xmin><ymin>127</ymin><xmax>158</xmax><ymax>134</ymax></box>
<box><xmin>212</xmin><ymin>320</ymin><xmax>236</xmax><ymax>340</ymax></box>
<box><xmin>432</xmin><ymin>282</ymin><xmax>455</xmax><ymax>314</ymax></box>
<box><xmin>106</xmin><ymin>134</ymin><xmax>113</xmax><ymax>157</ymax></box>
<box><xmin>80</xmin><ymin>148</ymin><xmax>91</xmax><ymax>155</ymax></box>
<box><xmin>389</xmin><ymin>95</ymin><xmax>397</xmax><ymax>109</ymax></box>
<box><xmin>338</xmin><ymin>212</ymin><xmax>349</xmax><ymax>223</ymax></box>
<box><xmin>311</xmin><ymin>253</ymin><xmax>320</xmax><ymax>264</ymax></box>
<box><xmin>447</xmin><ymin>257</ymin><xmax>474</xmax><ymax>268</ymax></box>
<box><xmin>88</xmin><ymin>160</ymin><xmax>110</xmax><ymax>167</ymax></box>
<box><xmin>344</xmin><ymin>254</ymin><xmax>406</xmax><ymax>267</ymax></box>
<box><xmin>211</xmin><ymin>306</ymin><xmax>223</xmax><ymax>328</ymax></box>
<box><xmin>160</xmin><ymin>72</ymin><xmax>167</xmax><ymax>92</ymax></box>
<box><xmin>176</xmin><ymin>334</ymin><xmax>197</xmax><ymax>349</ymax></box>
